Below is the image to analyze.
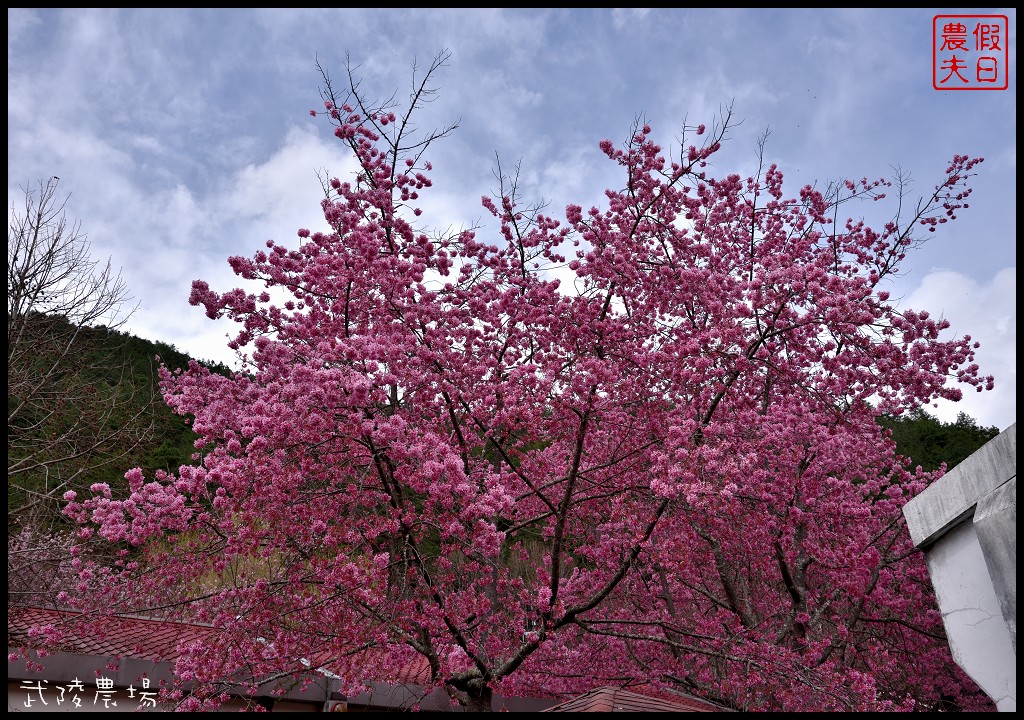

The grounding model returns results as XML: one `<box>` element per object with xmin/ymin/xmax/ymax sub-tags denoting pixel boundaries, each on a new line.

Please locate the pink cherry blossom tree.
<box><xmin>60</xmin><ymin>51</ymin><xmax>994</xmax><ymax>711</ymax></box>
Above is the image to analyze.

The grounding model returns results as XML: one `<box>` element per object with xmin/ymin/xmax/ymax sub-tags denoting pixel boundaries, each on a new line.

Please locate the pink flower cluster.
<box><xmin>56</xmin><ymin>72</ymin><xmax>993</xmax><ymax>712</ymax></box>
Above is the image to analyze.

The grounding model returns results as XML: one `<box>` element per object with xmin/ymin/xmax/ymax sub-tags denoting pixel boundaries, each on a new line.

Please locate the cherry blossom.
<box><xmin>56</xmin><ymin>54</ymin><xmax>993</xmax><ymax>712</ymax></box>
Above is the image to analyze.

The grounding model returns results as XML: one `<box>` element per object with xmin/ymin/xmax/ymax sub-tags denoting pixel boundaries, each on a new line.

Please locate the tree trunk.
<box><xmin>462</xmin><ymin>683</ymin><xmax>493</xmax><ymax>712</ymax></box>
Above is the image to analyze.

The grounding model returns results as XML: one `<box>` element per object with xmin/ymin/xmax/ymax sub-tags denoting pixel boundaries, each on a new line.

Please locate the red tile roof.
<box><xmin>542</xmin><ymin>686</ymin><xmax>724</xmax><ymax>712</ymax></box>
<box><xmin>11</xmin><ymin>607</ymin><xmax>725</xmax><ymax>713</ymax></box>
<box><xmin>386</xmin><ymin>653</ymin><xmax>432</xmax><ymax>685</ymax></box>
<box><xmin>8</xmin><ymin>606</ymin><xmax>214</xmax><ymax>663</ymax></box>
<box><xmin>9</xmin><ymin>606</ymin><xmax>434</xmax><ymax>688</ymax></box>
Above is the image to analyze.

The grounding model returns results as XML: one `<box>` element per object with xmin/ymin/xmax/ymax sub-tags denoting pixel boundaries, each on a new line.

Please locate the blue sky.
<box><xmin>7</xmin><ymin>8</ymin><xmax>1016</xmax><ymax>431</ymax></box>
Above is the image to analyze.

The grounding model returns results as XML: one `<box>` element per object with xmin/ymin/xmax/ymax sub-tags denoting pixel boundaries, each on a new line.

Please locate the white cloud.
<box><xmin>7</xmin><ymin>8</ymin><xmax>1014</xmax><ymax>409</ymax></box>
<box><xmin>6</xmin><ymin>9</ymin><xmax>42</xmax><ymax>60</ymax></box>
<box><xmin>612</xmin><ymin>8</ymin><xmax>651</xmax><ymax>30</ymax></box>
<box><xmin>131</xmin><ymin>124</ymin><xmax>359</xmax><ymax>369</ymax></box>
<box><xmin>216</xmin><ymin>124</ymin><xmax>357</xmax><ymax>244</ymax></box>
<box><xmin>904</xmin><ymin>267</ymin><xmax>1016</xmax><ymax>431</ymax></box>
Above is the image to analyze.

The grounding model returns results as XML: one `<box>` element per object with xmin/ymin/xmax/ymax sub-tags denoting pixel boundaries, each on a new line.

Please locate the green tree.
<box><xmin>879</xmin><ymin>408</ymin><xmax>1000</xmax><ymax>473</ymax></box>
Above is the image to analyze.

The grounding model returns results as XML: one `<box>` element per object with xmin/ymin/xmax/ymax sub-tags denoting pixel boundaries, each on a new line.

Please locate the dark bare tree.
<box><xmin>8</xmin><ymin>178</ymin><xmax>155</xmax><ymax>603</ymax></box>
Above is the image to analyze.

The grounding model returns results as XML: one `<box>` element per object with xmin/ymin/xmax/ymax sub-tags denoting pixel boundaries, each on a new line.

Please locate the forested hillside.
<box><xmin>7</xmin><ymin>317</ymin><xmax>230</xmax><ymax>531</ymax></box>
<box><xmin>880</xmin><ymin>408</ymin><xmax>1000</xmax><ymax>473</ymax></box>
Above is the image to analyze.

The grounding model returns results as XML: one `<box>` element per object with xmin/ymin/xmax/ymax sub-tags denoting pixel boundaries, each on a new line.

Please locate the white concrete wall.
<box><xmin>922</xmin><ymin>520</ymin><xmax>1016</xmax><ymax>710</ymax></box>
<box><xmin>904</xmin><ymin>423</ymin><xmax>1016</xmax><ymax>712</ymax></box>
